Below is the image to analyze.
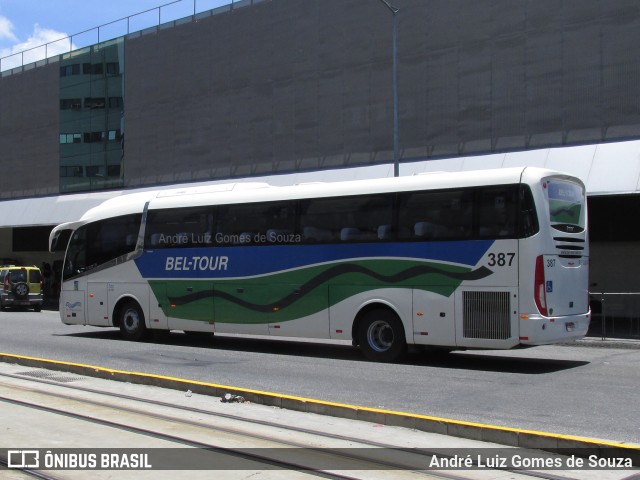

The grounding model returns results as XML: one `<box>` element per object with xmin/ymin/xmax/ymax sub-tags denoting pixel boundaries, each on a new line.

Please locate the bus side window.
<box><xmin>518</xmin><ymin>185</ymin><xmax>539</xmax><ymax>238</ymax></box>
<box><xmin>144</xmin><ymin>207</ymin><xmax>214</xmax><ymax>248</ymax></box>
<box><xmin>398</xmin><ymin>189</ymin><xmax>475</xmax><ymax>241</ymax></box>
<box><xmin>477</xmin><ymin>186</ymin><xmax>517</xmax><ymax>238</ymax></box>
<box><xmin>301</xmin><ymin>194</ymin><xmax>394</xmax><ymax>244</ymax></box>
<box><xmin>377</xmin><ymin>224</ymin><xmax>393</xmax><ymax>240</ymax></box>
<box><xmin>302</xmin><ymin>226</ymin><xmax>332</xmax><ymax>243</ymax></box>
<box><xmin>94</xmin><ymin>214</ymin><xmax>142</xmax><ymax>263</ymax></box>
<box><xmin>299</xmin><ymin>199</ymin><xmax>336</xmax><ymax>243</ymax></box>
<box><xmin>216</xmin><ymin>201</ymin><xmax>296</xmax><ymax>246</ymax></box>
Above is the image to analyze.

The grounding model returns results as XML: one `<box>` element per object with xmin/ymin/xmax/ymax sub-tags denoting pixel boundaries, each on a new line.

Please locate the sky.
<box><xmin>0</xmin><ymin>0</ymin><xmax>230</xmax><ymax>70</ymax></box>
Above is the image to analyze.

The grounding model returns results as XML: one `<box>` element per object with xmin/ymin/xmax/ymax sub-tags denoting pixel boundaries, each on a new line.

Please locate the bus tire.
<box><xmin>357</xmin><ymin>308</ymin><xmax>407</xmax><ymax>362</ymax></box>
<box><xmin>118</xmin><ymin>300</ymin><xmax>148</xmax><ymax>341</ymax></box>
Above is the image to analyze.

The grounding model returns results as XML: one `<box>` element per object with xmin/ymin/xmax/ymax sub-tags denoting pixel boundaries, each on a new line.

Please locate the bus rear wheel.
<box><xmin>119</xmin><ymin>300</ymin><xmax>148</xmax><ymax>341</ymax></box>
<box><xmin>357</xmin><ymin>308</ymin><xmax>407</xmax><ymax>362</ymax></box>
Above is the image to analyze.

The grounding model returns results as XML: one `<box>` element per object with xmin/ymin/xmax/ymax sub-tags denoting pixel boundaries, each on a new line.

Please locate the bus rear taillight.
<box><xmin>535</xmin><ymin>255</ymin><xmax>548</xmax><ymax>316</ymax></box>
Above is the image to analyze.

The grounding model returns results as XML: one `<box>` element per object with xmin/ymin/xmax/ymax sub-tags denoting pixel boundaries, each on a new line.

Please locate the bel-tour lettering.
<box><xmin>165</xmin><ymin>256</ymin><xmax>229</xmax><ymax>271</ymax></box>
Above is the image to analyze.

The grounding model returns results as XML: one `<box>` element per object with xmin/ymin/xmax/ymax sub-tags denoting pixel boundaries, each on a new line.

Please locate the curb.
<box><xmin>1</xmin><ymin>352</ymin><xmax>638</xmax><ymax>465</ymax></box>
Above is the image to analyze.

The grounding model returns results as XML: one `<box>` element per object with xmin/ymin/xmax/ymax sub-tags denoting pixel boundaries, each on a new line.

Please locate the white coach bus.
<box><xmin>49</xmin><ymin>167</ymin><xmax>590</xmax><ymax>362</ymax></box>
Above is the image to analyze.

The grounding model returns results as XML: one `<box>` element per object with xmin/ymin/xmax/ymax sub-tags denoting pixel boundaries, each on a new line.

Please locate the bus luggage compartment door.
<box><xmin>214</xmin><ymin>284</ymin><xmax>270</xmax><ymax>335</ymax></box>
<box><xmin>61</xmin><ymin>290</ymin><xmax>86</xmax><ymax>325</ymax></box>
<box><xmin>165</xmin><ymin>281</ymin><xmax>215</xmax><ymax>332</ymax></box>
<box><xmin>412</xmin><ymin>290</ymin><xmax>455</xmax><ymax>346</ymax></box>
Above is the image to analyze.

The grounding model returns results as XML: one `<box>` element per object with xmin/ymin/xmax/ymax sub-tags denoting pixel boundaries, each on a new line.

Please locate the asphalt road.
<box><xmin>1</xmin><ymin>308</ymin><xmax>638</xmax><ymax>445</ymax></box>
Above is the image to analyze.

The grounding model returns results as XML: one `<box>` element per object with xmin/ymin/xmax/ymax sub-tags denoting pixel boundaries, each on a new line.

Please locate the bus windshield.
<box><xmin>546</xmin><ymin>179</ymin><xmax>585</xmax><ymax>229</ymax></box>
<box><xmin>63</xmin><ymin>213</ymin><xmax>142</xmax><ymax>281</ymax></box>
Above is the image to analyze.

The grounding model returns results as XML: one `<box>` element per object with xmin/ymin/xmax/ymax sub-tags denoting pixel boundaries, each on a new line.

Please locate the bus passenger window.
<box><xmin>300</xmin><ymin>194</ymin><xmax>393</xmax><ymax>244</ymax></box>
<box><xmin>477</xmin><ymin>186</ymin><xmax>518</xmax><ymax>238</ymax></box>
<box><xmin>518</xmin><ymin>185</ymin><xmax>539</xmax><ymax>238</ymax></box>
<box><xmin>145</xmin><ymin>207</ymin><xmax>213</xmax><ymax>248</ymax></box>
<box><xmin>377</xmin><ymin>225</ymin><xmax>393</xmax><ymax>240</ymax></box>
<box><xmin>399</xmin><ymin>189</ymin><xmax>471</xmax><ymax>240</ymax></box>
<box><xmin>216</xmin><ymin>201</ymin><xmax>296</xmax><ymax>245</ymax></box>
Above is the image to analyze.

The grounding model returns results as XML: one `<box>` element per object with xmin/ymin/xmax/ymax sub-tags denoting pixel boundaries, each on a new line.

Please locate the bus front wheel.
<box><xmin>118</xmin><ymin>300</ymin><xmax>148</xmax><ymax>341</ymax></box>
<box><xmin>357</xmin><ymin>308</ymin><xmax>407</xmax><ymax>362</ymax></box>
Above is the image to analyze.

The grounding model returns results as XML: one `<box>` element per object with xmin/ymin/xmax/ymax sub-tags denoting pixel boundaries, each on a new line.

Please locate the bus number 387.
<box><xmin>487</xmin><ymin>252</ymin><xmax>516</xmax><ymax>267</ymax></box>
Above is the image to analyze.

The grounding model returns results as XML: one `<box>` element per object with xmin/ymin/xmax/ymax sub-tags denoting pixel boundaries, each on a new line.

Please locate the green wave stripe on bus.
<box><xmin>148</xmin><ymin>259</ymin><xmax>492</xmax><ymax>324</ymax></box>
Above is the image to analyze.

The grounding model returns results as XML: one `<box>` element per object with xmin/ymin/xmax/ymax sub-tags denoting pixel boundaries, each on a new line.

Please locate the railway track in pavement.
<box><xmin>0</xmin><ymin>367</ymin><xmax>635</xmax><ymax>480</ymax></box>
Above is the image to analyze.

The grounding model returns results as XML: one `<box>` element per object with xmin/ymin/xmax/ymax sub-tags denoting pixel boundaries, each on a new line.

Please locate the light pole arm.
<box><xmin>377</xmin><ymin>0</ymin><xmax>399</xmax><ymax>14</ymax></box>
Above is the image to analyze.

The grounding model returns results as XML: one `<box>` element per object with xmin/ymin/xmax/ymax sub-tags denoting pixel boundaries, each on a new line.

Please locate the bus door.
<box><xmin>165</xmin><ymin>281</ymin><xmax>215</xmax><ymax>333</ymax></box>
<box><xmin>412</xmin><ymin>290</ymin><xmax>456</xmax><ymax>346</ymax></box>
<box><xmin>87</xmin><ymin>282</ymin><xmax>110</xmax><ymax>326</ymax></box>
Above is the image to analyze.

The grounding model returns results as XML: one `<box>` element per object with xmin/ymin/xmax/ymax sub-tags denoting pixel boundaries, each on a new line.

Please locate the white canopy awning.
<box><xmin>0</xmin><ymin>192</ymin><xmax>122</xmax><ymax>228</ymax></box>
<box><xmin>402</xmin><ymin>140</ymin><xmax>640</xmax><ymax>196</ymax></box>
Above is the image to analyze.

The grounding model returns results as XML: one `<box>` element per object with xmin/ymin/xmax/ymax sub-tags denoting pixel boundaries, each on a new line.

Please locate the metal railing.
<box><xmin>1</xmin><ymin>0</ymin><xmax>268</xmax><ymax>74</ymax></box>
<box><xmin>589</xmin><ymin>292</ymin><xmax>640</xmax><ymax>340</ymax></box>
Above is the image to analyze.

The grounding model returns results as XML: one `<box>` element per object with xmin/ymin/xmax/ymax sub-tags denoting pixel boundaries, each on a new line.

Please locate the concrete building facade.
<box><xmin>3</xmin><ymin>0</ymin><xmax>640</xmax><ymax>198</ymax></box>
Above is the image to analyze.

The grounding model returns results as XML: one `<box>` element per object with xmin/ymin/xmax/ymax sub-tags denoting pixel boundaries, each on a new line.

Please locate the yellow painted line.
<box><xmin>1</xmin><ymin>352</ymin><xmax>638</xmax><ymax>451</ymax></box>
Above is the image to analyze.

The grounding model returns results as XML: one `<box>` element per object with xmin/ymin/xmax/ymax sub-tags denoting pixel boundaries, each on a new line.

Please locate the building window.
<box><xmin>60</xmin><ymin>166</ymin><xmax>83</xmax><ymax>177</ymax></box>
<box><xmin>60</xmin><ymin>98</ymin><xmax>82</xmax><ymax>110</ymax></box>
<box><xmin>85</xmin><ymin>165</ymin><xmax>103</xmax><ymax>177</ymax></box>
<box><xmin>83</xmin><ymin>132</ymin><xmax>103</xmax><ymax>143</ymax></box>
<box><xmin>84</xmin><ymin>97</ymin><xmax>106</xmax><ymax>109</ymax></box>
<box><xmin>60</xmin><ymin>131</ymin><xmax>121</xmax><ymax>144</ymax></box>
<box><xmin>109</xmin><ymin>97</ymin><xmax>123</xmax><ymax>108</ymax></box>
<box><xmin>59</xmin><ymin>37</ymin><xmax>125</xmax><ymax>193</ymax></box>
<box><xmin>59</xmin><ymin>133</ymin><xmax>82</xmax><ymax>144</ymax></box>
<box><xmin>60</xmin><ymin>64</ymin><xmax>80</xmax><ymax>76</ymax></box>
<box><xmin>108</xmin><ymin>129</ymin><xmax>121</xmax><ymax>141</ymax></box>
<box><xmin>82</xmin><ymin>63</ymin><xmax>104</xmax><ymax>75</ymax></box>
<box><xmin>106</xmin><ymin>62</ymin><xmax>120</xmax><ymax>75</ymax></box>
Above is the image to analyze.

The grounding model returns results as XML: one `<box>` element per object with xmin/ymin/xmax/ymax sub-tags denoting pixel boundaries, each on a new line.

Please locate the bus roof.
<box><xmin>74</xmin><ymin>166</ymin><xmax>582</xmax><ymax>223</ymax></box>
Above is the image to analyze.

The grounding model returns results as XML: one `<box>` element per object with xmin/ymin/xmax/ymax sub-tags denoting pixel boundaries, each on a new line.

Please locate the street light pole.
<box><xmin>377</xmin><ymin>0</ymin><xmax>399</xmax><ymax>177</ymax></box>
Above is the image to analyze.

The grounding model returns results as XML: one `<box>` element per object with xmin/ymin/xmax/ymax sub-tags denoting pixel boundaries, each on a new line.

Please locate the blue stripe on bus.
<box><xmin>134</xmin><ymin>240</ymin><xmax>494</xmax><ymax>279</ymax></box>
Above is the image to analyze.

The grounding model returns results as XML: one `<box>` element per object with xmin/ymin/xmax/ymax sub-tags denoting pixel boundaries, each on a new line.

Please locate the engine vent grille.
<box><xmin>463</xmin><ymin>291</ymin><xmax>511</xmax><ymax>340</ymax></box>
<box><xmin>553</xmin><ymin>236</ymin><xmax>586</xmax><ymax>258</ymax></box>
